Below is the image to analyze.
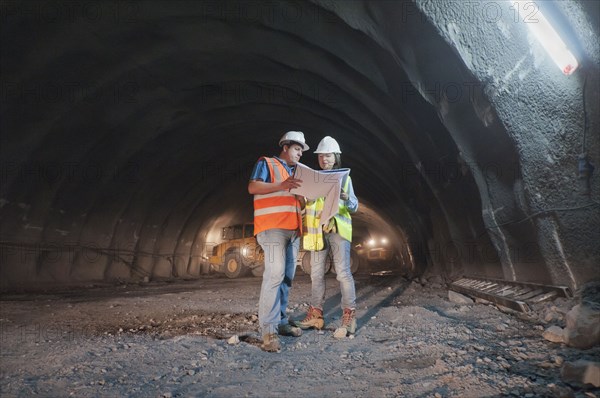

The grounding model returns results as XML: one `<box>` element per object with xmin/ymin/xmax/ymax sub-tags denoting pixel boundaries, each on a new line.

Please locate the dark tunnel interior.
<box><xmin>1</xmin><ymin>0</ymin><xmax>599</xmax><ymax>291</ymax></box>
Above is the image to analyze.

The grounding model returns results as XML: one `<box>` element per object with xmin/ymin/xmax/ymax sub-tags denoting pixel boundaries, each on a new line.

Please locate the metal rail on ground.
<box><xmin>449</xmin><ymin>276</ymin><xmax>573</xmax><ymax>313</ymax></box>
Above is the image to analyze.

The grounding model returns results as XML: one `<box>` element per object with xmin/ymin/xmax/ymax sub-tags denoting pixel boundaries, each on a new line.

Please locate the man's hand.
<box><xmin>281</xmin><ymin>177</ymin><xmax>302</xmax><ymax>191</ymax></box>
<box><xmin>340</xmin><ymin>192</ymin><xmax>349</xmax><ymax>201</ymax></box>
<box><xmin>248</xmin><ymin>178</ymin><xmax>303</xmax><ymax>195</ymax></box>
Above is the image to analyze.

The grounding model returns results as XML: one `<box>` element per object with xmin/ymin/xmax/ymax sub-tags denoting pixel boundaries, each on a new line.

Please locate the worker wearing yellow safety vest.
<box><xmin>294</xmin><ymin>136</ymin><xmax>359</xmax><ymax>338</ymax></box>
<box><xmin>248</xmin><ymin>131</ymin><xmax>308</xmax><ymax>353</ymax></box>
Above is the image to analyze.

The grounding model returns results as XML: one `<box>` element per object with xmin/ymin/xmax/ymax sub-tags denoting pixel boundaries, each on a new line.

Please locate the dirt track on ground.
<box><xmin>1</xmin><ymin>273</ymin><xmax>598</xmax><ymax>397</ymax></box>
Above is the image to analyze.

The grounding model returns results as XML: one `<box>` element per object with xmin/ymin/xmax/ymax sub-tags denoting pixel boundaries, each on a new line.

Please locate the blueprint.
<box><xmin>290</xmin><ymin>162</ymin><xmax>350</xmax><ymax>226</ymax></box>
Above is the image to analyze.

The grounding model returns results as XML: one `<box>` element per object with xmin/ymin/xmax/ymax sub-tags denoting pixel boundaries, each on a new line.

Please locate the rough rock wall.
<box><xmin>1</xmin><ymin>0</ymin><xmax>597</xmax><ymax>289</ymax></box>
<box><xmin>411</xmin><ymin>0</ymin><xmax>600</xmax><ymax>288</ymax></box>
<box><xmin>312</xmin><ymin>0</ymin><xmax>600</xmax><ymax>287</ymax></box>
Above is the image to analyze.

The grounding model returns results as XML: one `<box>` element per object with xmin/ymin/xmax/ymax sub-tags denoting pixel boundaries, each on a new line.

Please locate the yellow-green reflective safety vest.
<box><xmin>303</xmin><ymin>175</ymin><xmax>353</xmax><ymax>251</ymax></box>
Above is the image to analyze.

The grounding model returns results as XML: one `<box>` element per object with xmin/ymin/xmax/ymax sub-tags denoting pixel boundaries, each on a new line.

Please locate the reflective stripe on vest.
<box><xmin>303</xmin><ymin>175</ymin><xmax>352</xmax><ymax>250</ymax></box>
<box><xmin>253</xmin><ymin>157</ymin><xmax>302</xmax><ymax>236</ymax></box>
<box><xmin>335</xmin><ymin>176</ymin><xmax>353</xmax><ymax>241</ymax></box>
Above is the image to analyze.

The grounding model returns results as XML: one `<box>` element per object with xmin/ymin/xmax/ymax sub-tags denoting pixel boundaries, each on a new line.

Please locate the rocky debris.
<box><xmin>427</xmin><ymin>275</ymin><xmax>444</xmax><ymax>284</ymax></box>
<box><xmin>427</xmin><ymin>275</ymin><xmax>445</xmax><ymax>288</ymax></box>
<box><xmin>564</xmin><ymin>304</ymin><xmax>600</xmax><ymax>349</ymax></box>
<box><xmin>227</xmin><ymin>335</ymin><xmax>240</xmax><ymax>345</ymax></box>
<box><xmin>2</xmin><ymin>276</ymin><xmax>600</xmax><ymax>397</ymax></box>
<box><xmin>542</xmin><ymin>325</ymin><xmax>566</xmax><ymax>343</ymax></box>
<box><xmin>579</xmin><ymin>280</ymin><xmax>600</xmax><ymax>312</ymax></box>
<box><xmin>561</xmin><ymin>360</ymin><xmax>600</xmax><ymax>388</ymax></box>
<box><xmin>543</xmin><ymin>308</ymin><xmax>563</xmax><ymax>323</ymax></box>
<box><xmin>448</xmin><ymin>290</ymin><xmax>474</xmax><ymax>304</ymax></box>
<box><xmin>536</xmin><ymin>280</ymin><xmax>600</xmax><ymax>349</ymax></box>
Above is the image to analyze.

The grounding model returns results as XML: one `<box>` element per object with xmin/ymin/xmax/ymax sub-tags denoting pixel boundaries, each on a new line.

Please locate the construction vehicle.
<box><xmin>209</xmin><ymin>222</ymin><xmax>362</xmax><ymax>278</ymax></box>
<box><xmin>208</xmin><ymin>223</ymin><xmax>264</xmax><ymax>278</ymax></box>
<box><xmin>354</xmin><ymin>236</ymin><xmax>393</xmax><ymax>263</ymax></box>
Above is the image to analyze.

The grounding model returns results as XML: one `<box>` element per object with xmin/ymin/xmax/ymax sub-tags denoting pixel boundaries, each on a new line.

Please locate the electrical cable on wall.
<box><xmin>484</xmin><ymin>200</ymin><xmax>600</xmax><ymax>231</ymax></box>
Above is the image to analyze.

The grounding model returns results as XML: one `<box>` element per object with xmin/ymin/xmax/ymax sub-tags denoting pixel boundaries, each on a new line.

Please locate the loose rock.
<box><xmin>561</xmin><ymin>360</ymin><xmax>600</xmax><ymax>388</ymax></box>
<box><xmin>448</xmin><ymin>291</ymin><xmax>474</xmax><ymax>304</ymax></box>
<box><xmin>227</xmin><ymin>335</ymin><xmax>240</xmax><ymax>345</ymax></box>
<box><xmin>542</xmin><ymin>326</ymin><xmax>566</xmax><ymax>343</ymax></box>
<box><xmin>564</xmin><ymin>304</ymin><xmax>600</xmax><ymax>349</ymax></box>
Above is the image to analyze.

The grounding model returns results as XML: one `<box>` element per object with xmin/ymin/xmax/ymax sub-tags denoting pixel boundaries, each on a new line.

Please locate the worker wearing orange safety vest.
<box><xmin>248</xmin><ymin>131</ymin><xmax>308</xmax><ymax>352</ymax></box>
<box><xmin>294</xmin><ymin>136</ymin><xmax>359</xmax><ymax>339</ymax></box>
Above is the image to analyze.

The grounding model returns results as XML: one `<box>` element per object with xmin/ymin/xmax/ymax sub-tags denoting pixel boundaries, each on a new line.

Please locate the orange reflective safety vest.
<box><xmin>253</xmin><ymin>157</ymin><xmax>302</xmax><ymax>236</ymax></box>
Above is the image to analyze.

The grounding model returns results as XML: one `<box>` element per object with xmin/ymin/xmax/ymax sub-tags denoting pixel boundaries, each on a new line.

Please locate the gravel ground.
<box><xmin>1</xmin><ymin>272</ymin><xmax>599</xmax><ymax>397</ymax></box>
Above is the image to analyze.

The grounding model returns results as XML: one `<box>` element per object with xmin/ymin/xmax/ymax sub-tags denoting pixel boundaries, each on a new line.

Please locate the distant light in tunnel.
<box><xmin>368</xmin><ymin>239</ymin><xmax>376</xmax><ymax>247</ymax></box>
<box><xmin>381</xmin><ymin>238</ymin><xmax>388</xmax><ymax>245</ymax></box>
<box><xmin>510</xmin><ymin>1</ymin><xmax>579</xmax><ymax>75</ymax></box>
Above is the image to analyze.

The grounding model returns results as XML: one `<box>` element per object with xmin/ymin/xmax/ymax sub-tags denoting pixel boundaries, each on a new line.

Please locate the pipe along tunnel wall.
<box><xmin>1</xmin><ymin>0</ymin><xmax>598</xmax><ymax>291</ymax></box>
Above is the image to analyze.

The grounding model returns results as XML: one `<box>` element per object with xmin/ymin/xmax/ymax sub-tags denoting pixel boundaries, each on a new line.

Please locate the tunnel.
<box><xmin>1</xmin><ymin>0</ymin><xmax>599</xmax><ymax>291</ymax></box>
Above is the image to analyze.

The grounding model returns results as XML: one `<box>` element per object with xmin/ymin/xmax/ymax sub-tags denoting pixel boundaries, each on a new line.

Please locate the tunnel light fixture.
<box><xmin>368</xmin><ymin>239</ymin><xmax>376</xmax><ymax>247</ymax></box>
<box><xmin>381</xmin><ymin>238</ymin><xmax>388</xmax><ymax>245</ymax></box>
<box><xmin>510</xmin><ymin>0</ymin><xmax>579</xmax><ymax>75</ymax></box>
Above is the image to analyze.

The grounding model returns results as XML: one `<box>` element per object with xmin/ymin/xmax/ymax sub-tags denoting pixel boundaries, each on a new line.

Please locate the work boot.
<box><xmin>278</xmin><ymin>323</ymin><xmax>303</xmax><ymax>337</ymax></box>
<box><xmin>334</xmin><ymin>308</ymin><xmax>357</xmax><ymax>339</ymax></box>
<box><xmin>294</xmin><ymin>306</ymin><xmax>325</xmax><ymax>330</ymax></box>
<box><xmin>261</xmin><ymin>333</ymin><xmax>281</xmax><ymax>352</ymax></box>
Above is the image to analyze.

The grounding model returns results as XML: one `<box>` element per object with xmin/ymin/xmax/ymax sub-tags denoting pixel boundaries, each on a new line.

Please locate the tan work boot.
<box><xmin>261</xmin><ymin>333</ymin><xmax>281</xmax><ymax>352</ymax></box>
<box><xmin>278</xmin><ymin>323</ymin><xmax>302</xmax><ymax>337</ymax></box>
<box><xmin>334</xmin><ymin>308</ymin><xmax>357</xmax><ymax>339</ymax></box>
<box><xmin>294</xmin><ymin>306</ymin><xmax>324</xmax><ymax>330</ymax></box>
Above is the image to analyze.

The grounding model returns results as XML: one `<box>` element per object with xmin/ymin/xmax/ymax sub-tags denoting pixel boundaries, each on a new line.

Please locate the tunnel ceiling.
<box><xmin>1</xmin><ymin>0</ymin><xmax>599</xmax><ymax>289</ymax></box>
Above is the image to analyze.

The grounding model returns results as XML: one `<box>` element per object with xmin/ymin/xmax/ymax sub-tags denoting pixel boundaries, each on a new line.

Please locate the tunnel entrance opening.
<box><xmin>351</xmin><ymin>203</ymin><xmax>414</xmax><ymax>277</ymax></box>
<box><xmin>195</xmin><ymin>200</ymin><xmax>413</xmax><ymax>279</ymax></box>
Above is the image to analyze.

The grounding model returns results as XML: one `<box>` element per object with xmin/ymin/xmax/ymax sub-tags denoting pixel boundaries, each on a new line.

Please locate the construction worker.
<box><xmin>295</xmin><ymin>136</ymin><xmax>359</xmax><ymax>338</ymax></box>
<box><xmin>248</xmin><ymin>131</ymin><xmax>308</xmax><ymax>352</ymax></box>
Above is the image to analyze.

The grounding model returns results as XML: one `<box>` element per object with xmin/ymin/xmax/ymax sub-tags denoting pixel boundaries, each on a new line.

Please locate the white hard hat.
<box><xmin>279</xmin><ymin>131</ymin><xmax>309</xmax><ymax>151</ymax></box>
<box><xmin>314</xmin><ymin>136</ymin><xmax>341</xmax><ymax>154</ymax></box>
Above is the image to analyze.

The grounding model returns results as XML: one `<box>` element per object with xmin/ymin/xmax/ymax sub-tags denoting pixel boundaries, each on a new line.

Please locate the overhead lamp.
<box><xmin>510</xmin><ymin>1</ymin><xmax>578</xmax><ymax>75</ymax></box>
